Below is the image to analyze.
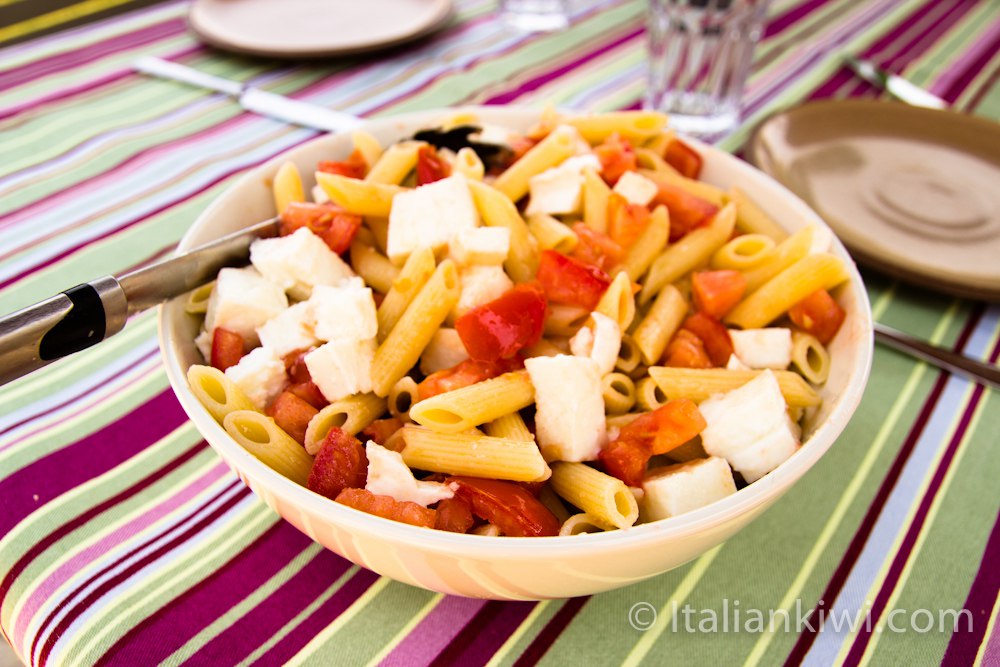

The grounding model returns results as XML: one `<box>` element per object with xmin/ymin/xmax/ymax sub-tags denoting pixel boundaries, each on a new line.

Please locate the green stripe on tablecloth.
<box><xmin>906</xmin><ymin>0</ymin><xmax>1000</xmax><ymax>85</ymax></box>
<box><xmin>486</xmin><ymin>600</ymin><xmax>562</xmax><ymax>667</ymax></box>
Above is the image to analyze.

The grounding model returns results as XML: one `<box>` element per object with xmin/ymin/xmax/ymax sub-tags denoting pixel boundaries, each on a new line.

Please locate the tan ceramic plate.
<box><xmin>189</xmin><ymin>0</ymin><xmax>453</xmax><ymax>58</ymax></box>
<box><xmin>749</xmin><ymin>100</ymin><xmax>1000</xmax><ymax>301</ymax></box>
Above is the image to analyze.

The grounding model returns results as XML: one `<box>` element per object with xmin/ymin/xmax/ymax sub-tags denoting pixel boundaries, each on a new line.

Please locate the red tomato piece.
<box><xmin>607</xmin><ymin>192</ymin><xmax>651</xmax><ymax>249</ymax></box>
<box><xmin>648</xmin><ymin>399</ymin><xmax>706</xmax><ymax>454</ymax></box>
<box><xmin>447</xmin><ymin>477</ymin><xmax>560</xmax><ymax>537</ymax></box>
<box><xmin>317</xmin><ymin>148</ymin><xmax>368</xmax><ymax>179</ymax></box>
<box><xmin>663</xmin><ymin>139</ymin><xmax>703</xmax><ymax>179</ymax></box>
<box><xmin>594</xmin><ymin>133</ymin><xmax>637</xmax><ymax>185</ymax></box>
<box><xmin>692</xmin><ymin>270</ymin><xmax>747</xmax><ymax>319</ymax></box>
<box><xmin>645</xmin><ymin>174</ymin><xmax>719</xmax><ymax>242</ymax></box>
<box><xmin>663</xmin><ymin>329</ymin><xmax>714</xmax><ymax>368</ymax></box>
<box><xmin>308</xmin><ymin>427</ymin><xmax>368</xmax><ymax>500</ymax></box>
<box><xmin>417</xmin><ymin>357</ymin><xmax>524</xmax><ymax>401</ymax></box>
<box><xmin>267</xmin><ymin>391</ymin><xmax>318</xmax><ymax>445</ymax></box>
<box><xmin>416</xmin><ymin>145</ymin><xmax>452</xmax><ymax>185</ymax></box>
<box><xmin>789</xmin><ymin>289</ymin><xmax>846</xmax><ymax>344</ymax></box>
<box><xmin>681</xmin><ymin>312</ymin><xmax>734</xmax><ymax>367</ymax></box>
<box><xmin>571</xmin><ymin>223</ymin><xmax>623</xmax><ymax>273</ymax></box>
<box><xmin>455</xmin><ymin>283</ymin><xmax>547</xmax><ymax>362</ymax></box>
<box><xmin>283</xmin><ymin>349</ymin><xmax>313</xmax><ymax>384</ymax></box>
<box><xmin>360</xmin><ymin>417</ymin><xmax>405</xmax><ymax>447</ymax></box>
<box><xmin>210</xmin><ymin>328</ymin><xmax>245</xmax><ymax>371</ymax></box>
<box><xmin>335</xmin><ymin>488</ymin><xmax>436</xmax><ymax>528</ymax></box>
<box><xmin>434</xmin><ymin>495</ymin><xmax>476</xmax><ymax>533</ymax></box>
<box><xmin>288</xmin><ymin>380</ymin><xmax>327</xmax><ymax>410</ymax></box>
<box><xmin>536</xmin><ymin>249</ymin><xmax>612</xmax><ymax>310</ymax></box>
<box><xmin>599</xmin><ymin>438</ymin><xmax>651</xmax><ymax>487</ymax></box>
<box><xmin>279</xmin><ymin>202</ymin><xmax>363</xmax><ymax>254</ymax></box>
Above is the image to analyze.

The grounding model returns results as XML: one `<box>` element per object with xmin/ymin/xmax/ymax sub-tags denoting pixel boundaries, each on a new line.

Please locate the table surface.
<box><xmin>1</xmin><ymin>1</ymin><xmax>999</xmax><ymax>665</ymax></box>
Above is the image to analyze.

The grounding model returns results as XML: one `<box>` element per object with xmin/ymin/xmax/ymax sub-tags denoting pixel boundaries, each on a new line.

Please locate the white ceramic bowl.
<box><xmin>159</xmin><ymin>107</ymin><xmax>873</xmax><ymax>600</ymax></box>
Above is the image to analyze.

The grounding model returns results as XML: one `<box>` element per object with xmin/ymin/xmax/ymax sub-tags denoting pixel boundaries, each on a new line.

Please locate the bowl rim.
<box><xmin>158</xmin><ymin>105</ymin><xmax>874</xmax><ymax>558</ymax></box>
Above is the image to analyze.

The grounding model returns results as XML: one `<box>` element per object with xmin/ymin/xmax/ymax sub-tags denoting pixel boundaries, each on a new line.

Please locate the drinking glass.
<box><xmin>499</xmin><ymin>0</ymin><xmax>570</xmax><ymax>32</ymax></box>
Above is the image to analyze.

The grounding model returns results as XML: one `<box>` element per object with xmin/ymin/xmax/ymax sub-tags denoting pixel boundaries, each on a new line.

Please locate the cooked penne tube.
<box><xmin>366</xmin><ymin>216</ymin><xmax>390</xmax><ymax>254</ymax></box>
<box><xmin>711</xmin><ymin>233</ymin><xmax>776</xmax><ymax>271</ymax></box>
<box><xmin>540</xmin><ymin>486</ymin><xmax>572</xmax><ymax>524</ymax></box>
<box><xmin>452</xmin><ymin>147</ymin><xmax>484</xmax><ymax>181</ymax></box>
<box><xmin>729</xmin><ymin>186</ymin><xmax>788</xmax><ymax>241</ymax></box>
<box><xmin>641</xmin><ymin>129</ymin><xmax>677</xmax><ymax>156</ymax></box>
<box><xmin>467</xmin><ymin>180</ymin><xmax>539</xmax><ymax>283</ymax></box>
<box><xmin>725</xmin><ymin>253</ymin><xmax>849</xmax><ymax>329</ymax></box>
<box><xmin>187</xmin><ymin>365</ymin><xmax>257</xmax><ymax>423</ymax></box>
<box><xmin>742</xmin><ymin>226</ymin><xmax>814</xmax><ymax>294</ymax></box>
<box><xmin>388</xmin><ymin>376</ymin><xmax>420</xmax><ymax>419</ymax></box>
<box><xmin>304</xmin><ymin>393</ymin><xmax>388</xmax><ymax>454</ymax></box>
<box><xmin>618</xmin><ymin>204</ymin><xmax>669</xmax><ymax>281</ymax></box>
<box><xmin>371</xmin><ymin>260</ymin><xmax>461</xmax><ymax>396</ymax></box>
<box><xmin>648</xmin><ymin>367</ymin><xmax>822</xmax><ymax>407</ymax></box>
<box><xmin>377</xmin><ymin>246</ymin><xmax>436</xmax><ymax>342</ymax></box>
<box><xmin>528</xmin><ymin>213</ymin><xmax>578</xmax><ymax>253</ymax></box>
<box><xmin>272</xmin><ymin>161</ymin><xmax>304</xmax><ymax>215</ymax></box>
<box><xmin>634</xmin><ymin>146</ymin><xmax>675</xmax><ymax>173</ymax></box>
<box><xmin>364</xmin><ymin>140</ymin><xmax>423</xmax><ymax>185</ymax></box>
<box><xmin>316</xmin><ymin>172</ymin><xmax>404</xmax><ymax>217</ymax></box>
<box><xmin>350</xmin><ymin>129</ymin><xmax>383</xmax><ymax>171</ymax></box>
<box><xmin>639</xmin><ymin>167</ymin><xmax>726</xmax><ymax>207</ymax></box>
<box><xmin>791</xmin><ymin>331</ymin><xmax>831</xmax><ymax>385</ymax></box>
<box><xmin>582</xmin><ymin>167</ymin><xmax>611</xmax><ymax>233</ymax></box>
<box><xmin>350</xmin><ymin>239</ymin><xmax>400</xmax><ymax>294</ymax></box>
<box><xmin>185</xmin><ymin>281</ymin><xmax>214</xmax><ymax>315</ymax></box>
<box><xmin>545</xmin><ymin>304</ymin><xmax>590</xmax><ymax>336</ymax></box>
<box><xmin>492</xmin><ymin>124</ymin><xmax>578</xmax><ymax>203</ymax></box>
<box><xmin>602</xmin><ymin>372</ymin><xmax>637</xmax><ymax>414</ymax></box>
<box><xmin>472</xmin><ymin>524</ymin><xmax>502</xmax><ymax>536</ymax></box>
<box><xmin>606</xmin><ymin>412</ymin><xmax>644</xmax><ymax>429</ymax></box>
<box><xmin>549</xmin><ymin>462</ymin><xmax>639</xmax><ymax>530</ymax></box>
<box><xmin>595</xmin><ymin>271</ymin><xmax>637</xmax><ymax>331</ymax></box>
<box><xmin>635</xmin><ymin>376</ymin><xmax>669</xmax><ymax>411</ymax></box>
<box><xmin>400</xmin><ymin>425</ymin><xmax>550</xmax><ymax>481</ymax></box>
<box><xmin>632</xmin><ymin>284</ymin><xmax>687</xmax><ymax>365</ymax></box>
<box><xmin>484</xmin><ymin>411</ymin><xmax>534</xmax><ymax>441</ymax></box>
<box><xmin>223</xmin><ymin>410</ymin><xmax>313</xmax><ymax>487</ymax></box>
<box><xmin>616</xmin><ymin>334</ymin><xmax>642</xmax><ymax>373</ymax></box>
<box><xmin>559</xmin><ymin>513</ymin><xmax>615</xmax><ymax>536</ymax></box>
<box><xmin>409</xmin><ymin>371</ymin><xmax>535</xmax><ymax>433</ymax></box>
<box><xmin>640</xmin><ymin>202</ymin><xmax>736</xmax><ymax>304</ymax></box>
<box><xmin>564</xmin><ymin>111</ymin><xmax>667</xmax><ymax>143</ymax></box>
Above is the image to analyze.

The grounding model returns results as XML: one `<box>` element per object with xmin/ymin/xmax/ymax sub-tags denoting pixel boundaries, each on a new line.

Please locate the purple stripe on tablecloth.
<box><xmin>10</xmin><ymin>461</ymin><xmax>229</xmax><ymax>648</ymax></box>
<box><xmin>379</xmin><ymin>596</ymin><xmax>487</xmax><ymax>667</ymax></box>
<box><xmin>513</xmin><ymin>597</ymin><xmax>589</xmax><ymax>667</ymax></box>
<box><xmin>0</xmin><ymin>18</ymin><xmax>186</xmax><ymax>92</ymax></box>
<box><xmin>784</xmin><ymin>306</ymin><xmax>984</xmax><ymax>666</ymax></box>
<box><xmin>428</xmin><ymin>600</ymin><xmax>536</xmax><ymax>667</ymax></box>
<box><xmin>879</xmin><ymin>0</ymin><xmax>969</xmax><ymax>69</ymax></box>
<box><xmin>0</xmin><ymin>388</ymin><xmax>188</xmax><ymax>539</ymax></box>
<box><xmin>965</xmin><ymin>62</ymin><xmax>1000</xmax><ymax>110</ymax></box>
<box><xmin>483</xmin><ymin>26</ymin><xmax>642</xmax><ymax>105</ymax></box>
<box><xmin>941</xmin><ymin>507</ymin><xmax>1000</xmax><ymax>665</ymax></box>
<box><xmin>842</xmin><ymin>336</ymin><xmax>1000</xmax><ymax>667</ymax></box>
<box><xmin>940</xmin><ymin>21</ymin><xmax>1000</xmax><ymax>102</ymax></box>
<box><xmin>930</xmin><ymin>14</ymin><xmax>1000</xmax><ymax>94</ymax></box>
<box><xmin>763</xmin><ymin>0</ymin><xmax>832</xmax><ymax>39</ymax></box>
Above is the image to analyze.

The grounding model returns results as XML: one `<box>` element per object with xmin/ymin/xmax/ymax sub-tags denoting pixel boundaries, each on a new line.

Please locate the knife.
<box><xmin>843</xmin><ymin>55</ymin><xmax>948</xmax><ymax>110</ymax></box>
<box><xmin>133</xmin><ymin>57</ymin><xmax>362</xmax><ymax>133</ymax></box>
<box><xmin>0</xmin><ymin>218</ymin><xmax>280</xmax><ymax>386</ymax></box>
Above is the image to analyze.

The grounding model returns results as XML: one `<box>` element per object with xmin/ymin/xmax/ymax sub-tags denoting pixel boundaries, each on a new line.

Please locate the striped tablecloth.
<box><xmin>1</xmin><ymin>1</ymin><xmax>999</xmax><ymax>665</ymax></box>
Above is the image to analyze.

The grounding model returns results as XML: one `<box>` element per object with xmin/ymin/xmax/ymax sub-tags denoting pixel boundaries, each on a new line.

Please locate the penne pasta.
<box><xmin>639</xmin><ymin>167</ymin><xmax>727</xmax><ymax>207</ymax></box>
<box><xmin>492</xmin><ymin>124</ymin><xmax>578</xmax><ymax>203</ymax></box>
<box><xmin>641</xmin><ymin>129</ymin><xmax>677</xmax><ymax>156</ymax></box>
<box><xmin>223</xmin><ymin>410</ymin><xmax>314</xmax><ymax>487</ymax></box>
<box><xmin>272</xmin><ymin>161</ymin><xmax>304</xmax><ymax>215</ymax></box>
<box><xmin>791</xmin><ymin>331</ymin><xmax>831</xmax><ymax>385</ymax></box>
<box><xmin>366</xmin><ymin>216</ymin><xmax>390</xmax><ymax>254</ymax></box>
<box><xmin>602</xmin><ymin>372</ymin><xmax>637</xmax><ymax>414</ymax></box>
<box><xmin>387</xmin><ymin>376</ymin><xmax>420</xmax><ymax>419</ymax></box>
<box><xmin>377</xmin><ymin>246</ymin><xmax>436</xmax><ymax>342</ymax></box>
<box><xmin>364</xmin><ymin>140</ymin><xmax>423</xmax><ymax>185</ymax></box>
<box><xmin>545</xmin><ymin>304</ymin><xmax>590</xmax><ymax>337</ymax></box>
<box><xmin>549</xmin><ymin>462</ymin><xmax>639</xmax><ymax>530</ymax></box>
<box><xmin>452</xmin><ymin>147</ymin><xmax>485</xmax><ymax>181</ymax></box>
<box><xmin>711</xmin><ymin>233</ymin><xmax>776</xmax><ymax>271</ymax></box>
<box><xmin>635</xmin><ymin>376</ymin><xmax>669</xmax><ymax>411</ymax></box>
<box><xmin>400</xmin><ymin>424</ymin><xmax>550</xmax><ymax>481</ymax></box>
<box><xmin>187</xmin><ymin>365</ymin><xmax>257</xmax><ymax>423</ymax></box>
<box><xmin>595</xmin><ymin>271</ymin><xmax>637</xmax><ymax>331</ymax></box>
<box><xmin>729</xmin><ymin>186</ymin><xmax>788</xmax><ymax>241</ymax></box>
<box><xmin>185</xmin><ymin>281</ymin><xmax>214</xmax><ymax>315</ymax></box>
<box><xmin>409</xmin><ymin>371</ymin><xmax>535</xmax><ymax>433</ymax></box>
<box><xmin>484</xmin><ymin>411</ymin><xmax>534</xmax><ymax>442</ymax></box>
<box><xmin>634</xmin><ymin>147</ymin><xmax>675</xmax><ymax>173</ymax></box>
<box><xmin>316</xmin><ymin>172</ymin><xmax>404</xmax><ymax>217</ymax></box>
<box><xmin>606</xmin><ymin>412</ymin><xmax>644</xmax><ymax>429</ymax></box>
<box><xmin>648</xmin><ymin>367</ymin><xmax>822</xmax><ymax>407</ymax></box>
<box><xmin>742</xmin><ymin>226</ymin><xmax>814</xmax><ymax>294</ymax></box>
<box><xmin>582</xmin><ymin>167</ymin><xmax>611</xmax><ymax>233</ymax></box>
<box><xmin>528</xmin><ymin>213</ymin><xmax>579</xmax><ymax>253</ymax></box>
<box><xmin>559</xmin><ymin>513</ymin><xmax>615</xmax><ymax>536</ymax></box>
<box><xmin>539</xmin><ymin>486</ymin><xmax>572</xmax><ymax>524</ymax></box>
<box><xmin>467</xmin><ymin>179</ymin><xmax>539</xmax><ymax>283</ymax></box>
<box><xmin>616</xmin><ymin>334</ymin><xmax>642</xmax><ymax>373</ymax></box>
<box><xmin>350</xmin><ymin>239</ymin><xmax>400</xmax><ymax>294</ymax></box>
<box><xmin>618</xmin><ymin>204</ymin><xmax>670</xmax><ymax>281</ymax></box>
<box><xmin>564</xmin><ymin>111</ymin><xmax>667</xmax><ymax>143</ymax></box>
<box><xmin>350</xmin><ymin>129</ymin><xmax>383</xmax><ymax>171</ymax></box>
<box><xmin>632</xmin><ymin>284</ymin><xmax>688</xmax><ymax>365</ymax></box>
<box><xmin>304</xmin><ymin>393</ymin><xmax>388</xmax><ymax>454</ymax></box>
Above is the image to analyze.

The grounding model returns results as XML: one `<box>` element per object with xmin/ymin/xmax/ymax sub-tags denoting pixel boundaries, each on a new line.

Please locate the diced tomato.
<box><xmin>648</xmin><ymin>399</ymin><xmax>706</xmax><ymax>454</ymax></box>
<box><xmin>663</xmin><ymin>139</ymin><xmax>702</xmax><ymax>179</ymax></box>
<box><xmin>308</xmin><ymin>427</ymin><xmax>368</xmax><ymax>500</ymax></box>
<box><xmin>789</xmin><ymin>289</ymin><xmax>846</xmax><ymax>344</ymax></box>
<box><xmin>434</xmin><ymin>495</ymin><xmax>476</xmax><ymax>533</ymax></box>
<box><xmin>279</xmin><ymin>202</ymin><xmax>363</xmax><ymax>254</ymax></box>
<box><xmin>536</xmin><ymin>249</ymin><xmax>612</xmax><ymax>310</ymax></box>
<box><xmin>448</xmin><ymin>477</ymin><xmax>560</xmax><ymax>537</ymax></box>
<box><xmin>416</xmin><ymin>144</ymin><xmax>451</xmax><ymax>185</ymax></box>
<box><xmin>284</xmin><ymin>349</ymin><xmax>313</xmax><ymax>384</ymax></box>
<box><xmin>360</xmin><ymin>417</ymin><xmax>404</xmax><ymax>447</ymax></box>
<box><xmin>645</xmin><ymin>174</ymin><xmax>719</xmax><ymax>242</ymax></box>
<box><xmin>455</xmin><ymin>283</ymin><xmax>547</xmax><ymax>362</ymax></box>
<box><xmin>606</xmin><ymin>193</ymin><xmax>651</xmax><ymax>249</ymax></box>
<box><xmin>267</xmin><ymin>391</ymin><xmax>318</xmax><ymax>445</ymax></box>
<box><xmin>594</xmin><ymin>133</ymin><xmax>637</xmax><ymax>185</ymax></box>
<box><xmin>335</xmin><ymin>488</ymin><xmax>436</xmax><ymax>528</ymax></box>
<box><xmin>417</xmin><ymin>357</ymin><xmax>524</xmax><ymax>401</ymax></box>
<box><xmin>599</xmin><ymin>438</ymin><xmax>651</xmax><ymax>487</ymax></box>
<box><xmin>681</xmin><ymin>312</ymin><xmax>733</xmax><ymax>367</ymax></box>
<box><xmin>571</xmin><ymin>223</ymin><xmax>624</xmax><ymax>273</ymax></box>
<box><xmin>663</xmin><ymin>329</ymin><xmax>714</xmax><ymax>368</ymax></box>
<box><xmin>288</xmin><ymin>380</ymin><xmax>327</xmax><ymax>410</ymax></box>
<box><xmin>692</xmin><ymin>270</ymin><xmax>746</xmax><ymax>319</ymax></box>
<box><xmin>317</xmin><ymin>148</ymin><xmax>368</xmax><ymax>179</ymax></box>
<box><xmin>210</xmin><ymin>328</ymin><xmax>245</xmax><ymax>371</ymax></box>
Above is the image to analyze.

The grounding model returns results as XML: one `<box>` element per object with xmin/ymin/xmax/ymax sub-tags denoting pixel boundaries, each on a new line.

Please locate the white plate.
<box><xmin>189</xmin><ymin>0</ymin><xmax>453</xmax><ymax>58</ymax></box>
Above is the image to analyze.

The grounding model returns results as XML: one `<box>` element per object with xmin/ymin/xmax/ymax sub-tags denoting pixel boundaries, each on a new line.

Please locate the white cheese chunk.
<box><xmin>569</xmin><ymin>312</ymin><xmax>621</xmax><ymax>376</ymax></box>
<box><xmin>195</xmin><ymin>329</ymin><xmax>213</xmax><ymax>363</ymax></box>
<box><xmin>309</xmin><ymin>282</ymin><xmax>378</xmax><ymax>342</ymax></box>
<box><xmin>453</xmin><ymin>264</ymin><xmax>513</xmax><ymax>319</ymax></box>
<box><xmin>365</xmin><ymin>441</ymin><xmax>455</xmax><ymax>507</ymax></box>
<box><xmin>449</xmin><ymin>227</ymin><xmax>511</xmax><ymax>266</ymax></box>
<box><xmin>525</xmin><ymin>355</ymin><xmax>606</xmax><ymax>462</ymax></box>
<box><xmin>419</xmin><ymin>328</ymin><xmax>469</xmax><ymax>375</ymax></box>
<box><xmin>612</xmin><ymin>171</ymin><xmax>659</xmax><ymax>206</ymax></box>
<box><xmin>257</xmin><ymin>302</ymin><xmax>319</xmax><ymax>358</ymax></box>
<box><xmin>204</xmin><ymin>266</ymin><xmax>288</xmax><ymax>347</ymax></box>
<box><xmin>304</xmin><ymin>338</ymin><xmax>376</xmax><ymax>402</ymax></box>
<box><xmin>250</xmin><ymin>227</ymin><xmax>354</xmax><ymax>300</ymax></box>
<box><xmin>641</xmin><ymin>457</ymin><xmax>737</xmax><ymax>521</ymax></box>
<box><xmin>725</xmin><ymin>353</ymin><xmax>751</xmax><ymax>371</ymax></box>
<box><xmin>387</xmin><ymin>174</ymin><xmax>480</xmax><ymax>264</ymax></box>
<box><xmin>311</xmin><ymin>184</ymin><xmax>330</xmax><ymax>204</ymax></box>
<box><xmin>698</xmin><ymin>370</ymin><xmax>799</xmax><ymax>483</ymax></box>
<box><xmin>525</xmin><ymin>154</ymin><xmax>601</xmax><ymax>216</ymax></box>
<box><xmin>809</xmin><ymin>223</ymin><xmax>834</xmax><ymax>254</ymax></box>
<box><xmin>730</xmin><ymin>328</ymin><xmax>793</xmax><ymax>370</ymax></box>
<box><xmin>224</xmin><ymin>346</ymin><xmax>287</xmax><ymax>410</ymax></box>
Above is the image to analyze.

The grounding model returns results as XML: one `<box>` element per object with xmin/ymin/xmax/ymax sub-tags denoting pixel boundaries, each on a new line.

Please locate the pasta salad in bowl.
<box><xmin>159</xmin><ymin>106</ymin><xmax>872</xmax><ymax>599</ymax></box>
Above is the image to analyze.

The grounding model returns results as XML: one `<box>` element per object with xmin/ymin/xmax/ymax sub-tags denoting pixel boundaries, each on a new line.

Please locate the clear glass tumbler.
<box><xmin>499</xmin><ymin>0</ymin><xmax>570</xmax><ymax>32</ymax></box>
<box><xmin>645</xmin><ymin>0</ymin><xmax>769</xmax><ymax>138</ymax></box>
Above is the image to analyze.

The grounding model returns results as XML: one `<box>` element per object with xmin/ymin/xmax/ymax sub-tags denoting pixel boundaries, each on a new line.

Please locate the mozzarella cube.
<box><xmin>525</xmin><ymin>355</ymin><xmax>606</xmax><ymax>462</ymax></box>
<box><xmin>250</xmin><ymin>227</ymin><xmax>354</xmax><ymax>301</ymax></box>
<box><xmin>195</xmin><ymin>329</ymin><xmax>213</xmax><ymax>363</ymax></box>
<box><xmin>641</xmin><ymin>457</ymin><xmax>737</xmax><ymax>521</ymax></box>
<box><xmin>387</xmin><ymin>175</ymin><xmax>480</xmax><ymax>264</ymax></box>
<box><xmin>569</xmin><ymin>312</ymin><xmax>621</xmax><ymax>375</ymax></box>
<box><xmin>809</xmin><ymin>223</ymin><xmax>834</xmax><ymax>254</ymax></box>
<box><xmin>309</xmin><ymin>282</ymin><xmax>377</xmax><ymax>342</ymax></box>
<box><xmin>472</xmin><ymin>123</ymin><xmax>513</xmax><ymax>149</ymax></box>
<box><xmin>420</xmin><ymin>328</ymin><xmax>469</xmax><ymax>375</ymax></box>
<box><xmin>449</xmin><ymin>227</ymin><xmax>511</xmax><ymax>266</ymax></box>
<box><xmin>304</xmin><ymin>338</ymin><xmax>376</xmax><ymax>402</ymax></box>
<box><xmin>256</xmin><ymin>302</ymin><xmax>318</xmax><ymax>358</ymax></box>
<box><xmin>311</xmin><ymin>184</ymin><xmax>330</xmax><ymax>204</ymax></box>
<box><xmin>453</xmin><ymin>264</ymin><xmax>513</xmax><ymax>319</ymax></box>
<box><xmin>726</xmin><ymin>354</ymin><xmax>751</xmax><ymax>371</ymax></box>
<box><xmin>525</xmin><ymin>154</ymin><xmax>601</xmax><ymax>216</ymax></box>
<box><xmin>698</xmin><ymin>370</ymin><xmax>799</xmax><ymax>483</ymax></box>
<box><xmin>612</xmin><ymin>171</ymin><xmax>659</xmax><ymax>206</ymax></box>
<box><xmin>204</xmin><ymin>267</ymin><xmax>288</xmax><ymax>346</ymax></box>
<box><xmin>224</xmin><ymin>346</ymin><xmax>287</xmax><ymax>410</ymax></box>
<box><xmin>730</xmin><ymin>328</ymin><xmax>793</xmax><ymax>370</ymax></box>
<box><xmin>365</xmin><ymin>441</ymin><xmax>455</xmax><ymax>507</ymax></box>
